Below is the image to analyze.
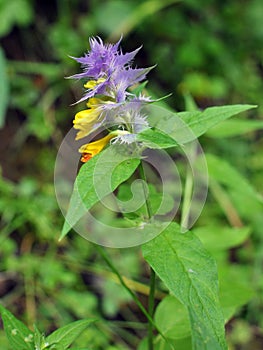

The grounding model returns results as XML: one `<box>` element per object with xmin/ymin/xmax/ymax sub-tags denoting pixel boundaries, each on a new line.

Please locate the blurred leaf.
<box><xmin>0</xmin><ymin>47</ymin><xmax>9</xmax><ymax>128</ymax></box>
<box><xmin>46</xmin><ymin>319</ymin><xmax>96</xmax><ymax>349</ymax></box>
<box><xmin>101</xmin><ymin>279</ymin><xmax>132</xmax><ymax>317</ymax></box>
<box><xmin>61</xmin><ymin>146</ymin><xmax>140</xmax><ymax>239</ymax></box>
<box><xmin>0</xmin><ymin>0</ymin><xmax>33</xmax><ymax>37</ymax></box>
<box><xmin>0</xmin><ymin>305</ymin><xmax>34</xmax><ymax>350</ymax></box>
<box><xmin>193</xmin><ymin>226</ymin><xmax>252</xmax><ymax>251</ymax></box>
<box><xmin>94</xmin><ymin>1</ymin><xmax>134</xmax><ymax>35</ymax></box>
<box><xmin>183</xmin><ymin>92</ymin><xmax>198</xmax><ymax>112</ymax></box>
<box><xmin>181</xmin><ymin>72</ymin><xmax>228</xmax><ymax>99</ymax></box>
<box><xmin>102</xmin><ymin>0</ymin><xmax>181</xmax><ymax>40</ymax></box>
<box><xmin>57</xmin><ymin>290</ymin><xmax>97</xmax><ymax>319</ymax></box>
<box><xmin>0</xmin><ymin>331</ymin><xmax>10</xmax><ymax>349</ymax></box>
<box><xmin>219</xmin><ymin>265</ymin><xmax>254</xmax><ymax>322</ymax></box>
<box><xmin>154</xmin><ymin>295</ymin><xmax>191</xmax><ymax>339</ymax></box>
<box><xmin>142</xmin><ymin>223</ymin><xmax>227</xmax><ymax>350</ymax></box>
<box><xmin>206</xmin><ymin>153</ymin><xmax>263</xmax><ymax>203</ymax></box>
<box><xmin>207</xmin><ymin>119</ymin><xmax>263</xmax><ymax>138</ymax></box>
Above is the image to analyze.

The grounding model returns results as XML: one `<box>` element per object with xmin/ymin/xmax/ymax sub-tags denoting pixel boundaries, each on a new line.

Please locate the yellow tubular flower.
<box><xmin>73</xmin><ymin>107</ymin><xmax>102</xmax><ymax>140</ymax></box>
<box><xmin>73</xmin><ymin>97</ymin><xmax>116</xmax><ymax>140</ymax></box>
<box><xmin>79</xmin><ymin>134</ymin><xmax>115</xmax><ymax>163</ymax></box>
<box><xmin>79</xmin><ymin>130</ymin><xmax>129</xmax><ymax>163</ymax></box>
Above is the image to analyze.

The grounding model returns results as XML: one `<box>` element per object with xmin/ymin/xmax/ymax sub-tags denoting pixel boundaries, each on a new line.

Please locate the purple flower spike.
<box><xmin>70</xmin><ymin>36</ymin><xmax>122</xmax><ymax>80</ymax></box>
<box><xmin>69</xmin><ymin>36</ymin><xmax>152</xmax><ymax>104</ymax></box>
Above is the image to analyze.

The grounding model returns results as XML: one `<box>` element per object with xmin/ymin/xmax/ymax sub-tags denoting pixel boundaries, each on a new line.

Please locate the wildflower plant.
<box><xmin>0</xmin><ymin>37</ymin><xmax>257</xmax><ymax>350</ymax></box>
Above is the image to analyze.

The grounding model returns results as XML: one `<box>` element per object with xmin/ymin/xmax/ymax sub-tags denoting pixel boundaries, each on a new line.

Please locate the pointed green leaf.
<box><xmin>0</xmin><ymin>47</ymin><xmax>9</xmax><ymax>128</ymax></box>
<box><xmin>178</xmin><ymin>104</ymin><xmax>257</xmax><ymax>140</ymax></box>
<box><xmin>61</xmin><ymin>145</ymin><xmax>140</xmax><ymax>239</ymax></box>
<box><xmin>46</xmin><ymin>319</ymin><xmax>96</xmax><ymax>349</ymax></box>
<box><xmin>0</xmin><ymin>305</ymin><xmax>34</xmax><ymax>350</ymax></box>
<box><xmin>137</xmin><ymin>128</ymin><xmax>178</xmax><ymax>149</ymax></box>
<box><xmin>151</xmin><ymin>104</ymin><xmax>256</xmax><ymax>143</ymax></box>
<box><xmin>130</xmin><ymin>80</ymin><xmax>148</xmax><ymax>96</ymax></box>
<box><xmin>142</xmin><ymin>223</ymin><xmax>227</xmax><ymax>350</ymax></box>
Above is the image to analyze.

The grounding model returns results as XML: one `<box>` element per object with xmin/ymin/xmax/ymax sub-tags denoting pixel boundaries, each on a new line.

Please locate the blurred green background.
<box><xmin>0</xmin><ymin>0</ymin><xmax>263</xmax><ymax>349</ymax></box>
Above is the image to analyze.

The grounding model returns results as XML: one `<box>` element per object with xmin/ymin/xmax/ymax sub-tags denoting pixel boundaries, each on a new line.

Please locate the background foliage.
<box><xmin>0</xmin><ymin>0</ymin><xmax>263</xmax><ymax>349</ymax></box>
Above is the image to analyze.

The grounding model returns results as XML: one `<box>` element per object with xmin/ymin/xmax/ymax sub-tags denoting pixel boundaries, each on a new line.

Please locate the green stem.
<box><xmin>138</xmin><ymin>161</ymin><xmax>153</xmax><ymax>219</ymax></box>
<box><xmin>181</xmin><ymin>143</ymin><xmax>196</xmax><ymax>230</ymax></box>
<box><xmin>138</xmin><ymin>161</ymin><xmax>156</xmax><ymax>350</ymax></box>
<box><xmin>94</xmin><ymin>244</ymin><xmax>154</xmax><ymax>326</ymax></box>
<box><xmin>94</xmin><ymin>245</ymin><xmax>174</xmax><ymax>349</ymax></box>
<box><xmin>148</xmin><ymin>268</ymin><xmax>156</xmax><ymax>350</ymax></box>
<box><xmin>94</xmin><ymin>161</ymin><xmax>175</xmax><ymax>349</ymax></box>
<box><xmin>180</xmin><ymin>162</ymin><xmax>193</xmax><ymax>229</ymax></box>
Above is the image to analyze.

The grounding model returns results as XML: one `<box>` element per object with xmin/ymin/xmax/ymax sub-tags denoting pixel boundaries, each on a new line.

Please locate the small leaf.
<box><xmin>130</xmin><ymin>81</ymin><xmax>148</xmax><ymax>96</ymax></box>
<box><xmin>142</xmin><ymin>223</ymin><xmax>227</xmax><ymax>350</ymax></box>
<box><xmin>0</xmin><ymin>305</ymin><xmax>34</xmax><ymax>350</ymax></box>
<box><xmin>33</xmin><ymin>325</ymin><xmax>47</xmax><ymax>350</ymax></box>
<box><xmin>137</xmin><ymin>128</ymin><xmax>178</xmax><ymax>149</ymax></box>
<box><xmin>61</xmin><ymin>145</ymin><xmax>140</xmax><ymax>239</ymax></box>
<box><xmin>0</xmin><ymin>47</ymin><xmax>9</xmax><ymax>128</ymax></box>
<box><xmin>46</xmin><ymin>319</ymin><xmax>96</xmax><ymax>349</ymax></box>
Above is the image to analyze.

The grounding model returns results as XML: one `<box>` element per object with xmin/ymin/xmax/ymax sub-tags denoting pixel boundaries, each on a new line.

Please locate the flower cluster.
<box><xmin>69</xmin><ymin>37</ymin><xmax>153</xmax><ymax>162</ymax></box>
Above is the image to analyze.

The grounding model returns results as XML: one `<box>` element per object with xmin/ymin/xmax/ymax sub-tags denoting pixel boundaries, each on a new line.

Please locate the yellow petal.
<box><xmin>84</xmin><ymin>77</ymin><xmax>106</xmax><ymax>89</ymax></box>
<box><xmin>73</xmin><ymin>108</ymin><xmax>101</xmax><ymax>123</ymax></box>
<box><xmin>78</xmin><ymin>133</ymin><xmax>115</xmax><ymax>156</ymax></box>
<box><xmin>73</xmin><ymin>107</ymin><xmax>103</xmax><ymax>140</ymax></box>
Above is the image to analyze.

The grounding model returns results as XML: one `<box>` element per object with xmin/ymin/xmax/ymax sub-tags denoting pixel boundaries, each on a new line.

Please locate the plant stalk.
<box><xmin>138</xmin><ymin>161</ymin><xmax>156</xmax><ymax>350</ymax></box>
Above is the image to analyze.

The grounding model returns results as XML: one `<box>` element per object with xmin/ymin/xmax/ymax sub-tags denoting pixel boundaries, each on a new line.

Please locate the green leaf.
<box><xmin>142</xmin><ymin>223</ymin><xmax>227</xmax><ymax>350</ymax></box>
<box><xmin>150</xmin><ymin>104</ymin><xmax>256</xmax><ymax>143</ymax></box>
<box><xmin>46</xmin><ymin>319</ymin><xmax>96</xmax><ymax>349</ymax></box>
<box><xmin>0</xmin><ymin>47</ymin><xmax>9</xmax><ymax>128</ymax></box>
<box><xmin>207</xmin><ymin>119</ymin><xmax>263</xmax><ymax>138</ymax></box>
<box><xmin>137</xmin><ymin>128</ymin><xmax>178</xmax><ymax>149</ymax></box>
<box><xmin>218</xmin><ymin>265</ymin><xmax>254</xmax><ymax>322</ymax></box>
<box><xmin>0</xmin><ymin>0</ymin><xmax>33</xmax><ymax>37</ymax></box>
<box><xmin>205</xmin><ymin>153</ymin><xmax>263</xmax><ymax>203</ymax></box>
<box><xmin>61</xmin><ymin>146</ymin><xmax>140</xmax><ymax>239</ymax></box>
<box><xmin>0</xmin><ymin>305</ymin><xmax>34</xmax><ymax>350</ymax></box>
<box><xmin>193</xmin><ymin>226</ymin><xmax>252</xmax><ymax>251</ymax></box>
<box><xmin>179</xmin><ymin>104</ymin><xmax>257</xmax><ymax>139</ymax></box>
<box><xmin>138</xmin><ymin>336</ymin><xmax>192</xmax><ymax>350</ymax></box>
<box><xmin>106</xmin><ymin>0</ymin><xmax>181</xmax><ymax>40</ymax></box>
<box><xmin>155</xmin><ymin>295</ymin><xmax>191</xmax><ymax>339</ymax></box>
